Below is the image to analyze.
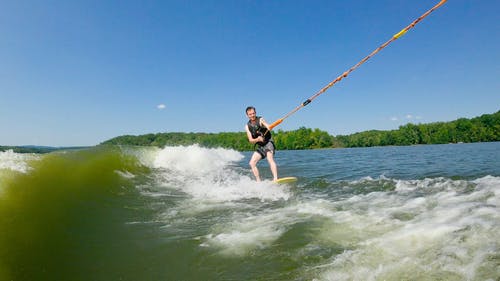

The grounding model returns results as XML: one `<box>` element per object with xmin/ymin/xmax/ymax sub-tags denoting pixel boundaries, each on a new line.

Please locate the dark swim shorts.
<box><xmin>256</xmin><ymin>141</ymin><xmax>275</xmax><ymax>159</ymax></box>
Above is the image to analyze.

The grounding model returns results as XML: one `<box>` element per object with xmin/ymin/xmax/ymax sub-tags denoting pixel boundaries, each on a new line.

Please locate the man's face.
<box><xmin>246</xmin><ymin>109</ymin><xmax>256</xmax><ymax>121</ymax></box>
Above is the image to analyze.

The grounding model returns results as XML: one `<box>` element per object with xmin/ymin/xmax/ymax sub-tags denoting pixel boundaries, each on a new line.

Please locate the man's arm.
<box><xmin>245</xmin><ymin>125</ymin><xmax>263</xmax><ymax>144</ymax></box>
<box><xmin>259</xmin><ymin>117</ymin><xmax>271</xmax><ymax>130</ymax></box>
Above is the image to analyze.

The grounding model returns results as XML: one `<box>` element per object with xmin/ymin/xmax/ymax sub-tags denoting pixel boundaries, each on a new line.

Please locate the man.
<box><xmin>245</xmin><ymin>106</ymin><xmax>278</xmax><ymax>182</ymax></box>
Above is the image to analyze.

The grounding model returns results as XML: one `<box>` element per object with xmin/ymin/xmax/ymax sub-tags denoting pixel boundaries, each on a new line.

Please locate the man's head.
<box><xmin>246</xmin><ymin>106</ymin><xmax>256</xmax><ymax>121</ymax></box>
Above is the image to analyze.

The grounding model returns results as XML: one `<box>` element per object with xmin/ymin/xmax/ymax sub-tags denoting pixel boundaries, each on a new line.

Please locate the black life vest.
<box><xmin>247</xmin><ymin>117</ymin><xmax>272</xmax><ymax>145</ymax></box>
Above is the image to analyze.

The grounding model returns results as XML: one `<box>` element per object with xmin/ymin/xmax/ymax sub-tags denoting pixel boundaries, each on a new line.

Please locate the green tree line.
<box><xmin>101</xmin><ymin>110</ymin><xmax>500</xmax><ymax>150</ymax></box>
<box><xmin>5</xmin><ymin>110</ymin><xmax>497</xmax><ymax>154</ymax></box>
<box><xmin>100</xmin><ymin>127</ymin><xmax>336</xmax><ymax>151</ymax></box>
<box><xmin>337</xmin><ymin>110</ymin><xmax>500</xmax><ymax>147</ymax></box>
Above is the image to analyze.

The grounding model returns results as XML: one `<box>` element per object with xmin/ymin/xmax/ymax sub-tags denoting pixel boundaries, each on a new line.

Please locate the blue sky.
<box><xmin>1</xmin><ymin>0</ymin><xmax>498</xmax><ymax>146</ymax></box>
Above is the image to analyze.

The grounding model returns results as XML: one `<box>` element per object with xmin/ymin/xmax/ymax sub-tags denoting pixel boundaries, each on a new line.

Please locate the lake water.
<box><xmin>0</xmin><ymin>142</ymin><xmax>499</xmax><ymax>280</ymax></box>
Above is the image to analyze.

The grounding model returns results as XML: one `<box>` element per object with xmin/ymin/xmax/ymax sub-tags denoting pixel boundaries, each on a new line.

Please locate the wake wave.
<box><xmin>143</xmin><ymin>145</ymin><xmax>292</xmax><ymax>203</ymax></box>
<box><xmin>1</xmin><ymin>145</ymin><xmax>498</xmax><ymax>280</ymax></box>
<box><xmin>0</xmin><ymin>147</ymin><xmax>150</xmax><ymax>281</ymax></box>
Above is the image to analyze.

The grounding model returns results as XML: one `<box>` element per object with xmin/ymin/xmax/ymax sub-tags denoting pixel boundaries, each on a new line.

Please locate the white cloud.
<box><xmin>157</xmin><ymin>104</ymin><xmax>166</xmax><ymax>110</ymax></box>
<box><xmin>390</xmin><ymin>117</ymin><xmax>398</xmax><ymax>121</ymax></box>
<box><xmin>406</xmin><ymin>114</ymin><xmax>413</xmax><ymax>119</ymax></box>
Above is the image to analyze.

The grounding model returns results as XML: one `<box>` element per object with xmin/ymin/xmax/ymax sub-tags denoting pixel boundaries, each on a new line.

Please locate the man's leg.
<box><xmin>266</xmin><ymin>151</ymin><xmax>278</xmax><ymax>181</ymax></box>
<box><xmin>249</xmin><ymin>152</ymin><xmax>262</xmax><ymax>182</ymax></box>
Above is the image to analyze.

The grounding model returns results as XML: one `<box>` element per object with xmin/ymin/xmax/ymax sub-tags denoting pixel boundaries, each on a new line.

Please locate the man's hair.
<box><xmin>246</xmin><ymin>106</ymin><xmax>256</xmax><ymax>113</ymax></box>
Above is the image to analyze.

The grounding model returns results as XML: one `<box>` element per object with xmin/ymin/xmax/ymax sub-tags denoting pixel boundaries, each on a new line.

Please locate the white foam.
<box><xmin>202</xmin><ymin>203</ymin><xmax>306</xmax><ymax>256</ymax></box>
<box><xmin>148</xmin><ymin>145</ymin><xmax>291</xmax><ymax>203</ymax></box>
<box><xmin>153</xmin><ymin>144</ymin><xmax>243</xmax><ymax>175</ymax></box>
<box><xmin>202</xmin><ymin>199</ymin><xmax>342</xmax><ymax>256</ymax></box>
<box><xmin>0</xmin><ymin>150</ymin><xmax>38</xmax><ymax>173</ymax></box>
<box><xmin>295</xmin><ymin>199</ymin><xmax>337</xmax><ymax>217</ymax></box>
<box><xmin>203</xmin><ymin>224</ymin><xmax>285</xmax><ymax>256</ymax></box>
<box><xmin>315</xmin><ymin>176</ymin><xmax>500</xmax><ymax>280</ymax></box>
<box><xmin>474</xmin><ymin>176</ymin><xmax>500</xmax><ymax>207</ymax></box>
<box><xmin>395</xmin><ymin>177</ymin><xmax>466</xmax><ymax>192</ymax></box>
<box><xmin>115</xmin><ymin>170</ymin><xmax>135</xmax><ymax>179</ymax></box>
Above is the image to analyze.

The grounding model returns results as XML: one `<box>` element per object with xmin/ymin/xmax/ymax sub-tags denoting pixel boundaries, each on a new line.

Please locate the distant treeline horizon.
<box><xmin>0</xmin><ymin>146</ymin><xmax>88</xmax><ymax>154</ymax></box>
<box><xmin>100</xmin><ymin>110</ymin><xmax>500</xmax><ymax>151</ymax></box>
<box><xmin>2</xmin><ymin>110</ymin><xmax>498</xmax><ymax>153</ymax></box>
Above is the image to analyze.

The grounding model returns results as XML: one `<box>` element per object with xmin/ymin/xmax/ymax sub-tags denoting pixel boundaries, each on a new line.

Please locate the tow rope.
<box><xmin>268</xmin><ymin>0</ymin><xmax>448</xmax><ymax>130</ymax></box>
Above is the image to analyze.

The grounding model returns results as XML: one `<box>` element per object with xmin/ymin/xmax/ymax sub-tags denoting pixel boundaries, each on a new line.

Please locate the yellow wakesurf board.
<box><xmin>274</xmin><ymin>177</ymin><xmax>298</xmax><ymax>184</ymax></box>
